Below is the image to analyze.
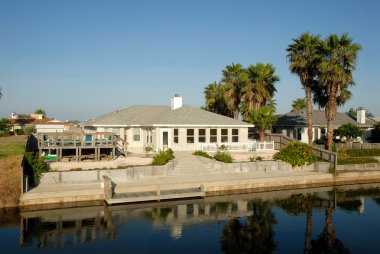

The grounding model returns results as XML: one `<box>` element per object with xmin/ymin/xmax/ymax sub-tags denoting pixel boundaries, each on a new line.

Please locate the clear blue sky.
<box><xmin>1</xmin><ymin>0</ymin><xmax>379</xmax><ymax>121</ymax></box>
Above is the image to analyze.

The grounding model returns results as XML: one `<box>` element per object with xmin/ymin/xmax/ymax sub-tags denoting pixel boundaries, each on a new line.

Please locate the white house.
<box><xmin>81</xmin><ymin>95</ymin><xmax>254</xmax><ymax>153</ymax></box>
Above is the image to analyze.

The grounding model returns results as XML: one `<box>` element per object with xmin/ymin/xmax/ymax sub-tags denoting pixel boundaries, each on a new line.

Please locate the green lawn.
<box><xmin>0</xmin><ymin>140</ymin><xmax>26</xmax><ymax>158</ymax></box>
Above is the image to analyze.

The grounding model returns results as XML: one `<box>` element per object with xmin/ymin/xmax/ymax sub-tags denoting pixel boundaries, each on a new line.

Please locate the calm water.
<box><xmin>2</xmin><ymin>184</ymin><xmax>380</xmax><ymax>253</ymax></box>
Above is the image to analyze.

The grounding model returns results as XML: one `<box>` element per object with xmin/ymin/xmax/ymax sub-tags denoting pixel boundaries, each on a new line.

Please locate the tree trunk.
<box><xmin>234</xmin><ymin>109</ymin><xmax>239</xmax><ymax>120</ymax></box>
<box><xmin>325</xmin><ymin>208</ymin><xmax>336</xmax><ymax>253</ymax></box>
<box><xmin>303</xmin><ymin>209</ymin><xmax>312</xmax><ymax>254</ymax></box>
<box><xmin>305</xmin><ymin>86</ymin><xmax>313</xmax><ymax>145</ymax></box>
<box><xmin>260</xmin><ymin>127</ymin><xmax>265</xmax><ymax>142</ymax></box>
<box><xmin>326</xmin><ymin>85</ymin><xmax>337</xmax><ymax>151</ymax></box>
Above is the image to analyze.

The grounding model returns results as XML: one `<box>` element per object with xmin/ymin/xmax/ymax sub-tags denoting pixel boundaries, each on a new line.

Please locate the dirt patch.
<box><xmin>0</xmin><ymin>155</ymin><xmax>22</xmax><ymax>208</ymax></box>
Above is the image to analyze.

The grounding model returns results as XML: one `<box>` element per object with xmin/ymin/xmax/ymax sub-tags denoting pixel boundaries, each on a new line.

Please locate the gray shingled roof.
<box><xmin>82</xmin><ymin>105</ymin><xmax>252</xmax><ymax>127</ymax></box>
<box><xmin>274</xmin><ymin>110</ymin><xmax>376</xmax><ymax>128</ymax></box>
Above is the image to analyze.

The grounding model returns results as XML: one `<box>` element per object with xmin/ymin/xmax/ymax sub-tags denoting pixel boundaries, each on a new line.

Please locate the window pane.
<box><xmin>210</xmin><ymin>129</ymin><xmax>217</xmax><ymax>135</ymax></box>
<box><xmin>232</xmin><ymin>129</ymin><xmax>238</xmax><ymax>135</ymax></box>
<box><xmin>221</xmin><ymin>136</ymin><xmax>228</xmax><ymax>143</ymax></box>
<box><xmin>174</xmin><ymin>137</ymin><xmax>178</xmax><ymax>143</ymax></box>
<box><xmin>187</xmin><ymin>129</ymin><xmax>194</xmax><ymax>135</ymax></box>
<box><xmin>199</xmin><ymin>129</ymin><xmax>205</xmax><ymax>135</ymax></box>
<box><xmin>221</xmin><ymin>129</ymin><xmax>228</xmax><ymax>135</ymax></box>
<box><xmin>232</xmin><ymin>136</ymin><xmax>238</xmax><ymax>142</ymax></box>
<box><xmin>187</xmin><ymin>137</ymin><xmax>194</xmax><ymax>143</ymax></box>
<box><xmin>174</xmin><ymin>129</ymin><xmax>178</xmax><ymax>135</ymax></box>
<box><xmin>210</xmin><ymin>136</ymin><xmax>217</xmax><ymax>143</ymax></box>
<box><xmin>199</xmin><ymin>137</ymin><xmax>206</xmax><ymax>143</ymax></box>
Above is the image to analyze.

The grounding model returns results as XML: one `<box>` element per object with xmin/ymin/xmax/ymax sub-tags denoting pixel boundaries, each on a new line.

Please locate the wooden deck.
<box><xmin>105</xmin><ymin>187</ymin><xmax>205</xmax><ymax>205</ymax></box>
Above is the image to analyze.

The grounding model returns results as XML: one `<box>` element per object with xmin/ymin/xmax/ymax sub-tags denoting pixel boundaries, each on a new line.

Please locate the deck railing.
<box><xmin>196</xmin><ymin>141</ymin><xmax>274</xmax><ymax>152</ymax></box>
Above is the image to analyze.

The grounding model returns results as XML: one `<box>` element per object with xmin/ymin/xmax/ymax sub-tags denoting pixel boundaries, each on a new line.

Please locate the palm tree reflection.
<box><xmin>221</xmin><ymin>201</ymin><xmax>277</xmax><ymax>254</ymax></box>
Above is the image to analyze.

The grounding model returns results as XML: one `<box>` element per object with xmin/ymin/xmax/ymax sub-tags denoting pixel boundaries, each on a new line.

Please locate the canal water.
<box><xmin>1</xmin><ymin>183</ymin><xmax>380</xmax><ymax>253</ymax></box>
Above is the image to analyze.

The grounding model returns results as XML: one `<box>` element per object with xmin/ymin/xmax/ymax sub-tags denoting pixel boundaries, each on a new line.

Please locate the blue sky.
<box><xmin>0</xmin><ymin>0</ymin><xmax>379</xmax><ymax>121</ymax></box>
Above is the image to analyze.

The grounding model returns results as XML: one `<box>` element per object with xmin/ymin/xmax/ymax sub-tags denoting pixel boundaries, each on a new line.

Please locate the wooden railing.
<box><xmin>265</xmin><ymin>133</ymin><xmax>337</xmax><ymax>169</ymax></box>
<box><xmin>335</xmin><ymin>143</ymin><xmax>380</xmax><ymax>150</ymax></box>
<box><xmin>196</xmin><ymin>141</ymin><xmax>275</xmax><ymax>152</ymax></box>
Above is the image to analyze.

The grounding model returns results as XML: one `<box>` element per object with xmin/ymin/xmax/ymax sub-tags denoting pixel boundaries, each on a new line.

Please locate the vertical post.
<box><xmin>103</xmin><ymin>176</ymin><xmax>112</xmax><ymax>200</ymax></box>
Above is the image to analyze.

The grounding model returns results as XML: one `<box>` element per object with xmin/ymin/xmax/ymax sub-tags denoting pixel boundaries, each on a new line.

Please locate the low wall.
<box><xmin>40</xmin><ymin>161</ymin><xmax>176</xmax><ymax>184</ymax></box>
<box><xmin>336</xmin><ymin>163</ymin><xmax>380</xmax><ymax>171</ymax></box>
<box><xmin>335</xmin><ymin>143</ymin><xmax>380</xmax><ymax>150</ymax></box>
<box><xmin>195</xmin><ymin>156</ymin><xmax>315</xmax><ymax>173</ymax></box>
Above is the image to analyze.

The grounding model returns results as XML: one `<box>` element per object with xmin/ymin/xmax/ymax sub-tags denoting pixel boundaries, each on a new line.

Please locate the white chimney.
<box><xmin>11</xmin><ymin>112</ymin><xmax>17</xmax><ymax>119</ymax></box>
<box><xmin>357</xmin><ymin>107</ymin><xmax>366</xmax><ymax>124</ymax></box>
<box><xmin>171</xmin><ymin>94</ymin><xmax>182</xmax><ymax>110</ymax></box>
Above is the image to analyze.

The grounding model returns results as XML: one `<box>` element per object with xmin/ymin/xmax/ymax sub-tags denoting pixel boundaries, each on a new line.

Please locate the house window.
<box><xmin>210</xmin><ymin>129</ymin><xmax>217</xmax><ymax>143</ymax></box>
<box><xmin>293</xmin><ymin>128</ymin><xmax>302</xmax><ymax>141</ymax></box>
<box><xmin>187</xmin><ymin>129</ymin><xmax>194</xmax><ymax>143</ymax></box>
<box><xmin>198</xmin><ymin>129</ymin><xmax>206</xmax><ymax>143</ymax></box>
<box><xmin>313</xmin><ymin>127</ymin><xmax>319</xmax><ymax>141</ymax></box>
<box><xmin>221</xmin><ymin>129</ymin><xmax>228</xmax><ymax>143</ymax></box>
<box><xmin>232</xmin><ymin>129</ymin><xmax>239</xmax><ymax>142</ymax></box>
<box><xmin>133</xmin><ymin>128</ymin><xmax>140</xmax><ymax>142</ymax></box>
<box><xmin>174</xmin><ymin>129</ymin><xmax>179</xmax><ymax>144</ymax></box>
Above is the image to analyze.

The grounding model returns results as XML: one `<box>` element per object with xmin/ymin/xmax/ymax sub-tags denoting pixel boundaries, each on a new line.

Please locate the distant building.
<box><xmin>9</xmin><ymin>112</ymin><xmax>68</xmax><ymax>133</ymax></box>
<box><xmin>273</xmin><ymin>108</ymin><xmax>377</xmax><ymax>143</ymax></box>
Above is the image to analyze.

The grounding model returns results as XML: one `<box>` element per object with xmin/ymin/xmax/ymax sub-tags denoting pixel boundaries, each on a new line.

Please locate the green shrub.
<box><xmin>152</xmin><ymin>149</ymin><xmax>175</xmax><ymax>165</ymax></box>
<box><xmin>214</xmin><ymin>151</ymin><xmax>233</xmax><ymax>163</ymax></box>
<box><xmin>274</xmin><ymin>141</ymin><xmax>317</xmax><ymax>168</ymax></box>
<box><xmin>370</xmin><ymin>122</ymin><xmax>380</xmax><ymax>142</ymax></box>
<box><xmin>249</xmin><ymin>156</ymin><xmax>263</xmax><ymax>161</ymax></box>
<box><xmin>24</xmin><ymin>152</ymin><xmax>49</xmax><ymax>185</ymax></box>
<box><xmin>193</xmin><ymin>150</ymin><xmax>212</xmax><ymax>159</ymax></box>
<box><xmin>337</xmin><ymin>157</ymin><xmax>379</xmax><ymax>165</ymax></box>
<box><xmin>334</xmin><ymin>123</ymin><xmax>363</xmax><ymax>141</ymax></box>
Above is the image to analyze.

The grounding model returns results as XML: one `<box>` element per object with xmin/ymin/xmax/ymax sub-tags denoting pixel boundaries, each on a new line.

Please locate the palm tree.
<box><xmin>247</xmin><ymin>106</ymin><xmax>278</xmax><ymax>142</ymax></box>
<box><xmin>222</xmin><ymin>63</ymin><xmax>247</xmax><ymax>119</ymax></box>
<box><xmin>241</xmin><ymin>63</ymin><xmax>279</xmax><ymax>120</ymax></box>
<box><xmin>318</xmin><ymin>33</ymin><xmax>361</xmax><ymax>150</ymax></box>
<box><xmin>204</xmin><ymin>82</ymin><xmax>231</xmax><ymax>116</ymax></box>
<box><xmin>34</xmin><ymin>108</ymin><xmax>46</xmax><ymax>117</ymax></box>
<box><xmin>291</xmin><ymin>98</ymin><xmax>307</xmax><ymax>112</ymax></box>
<box><xmin>287</xmin><ymin>32</ymin><xmax>321</xmax><ymax>145</ymax></box>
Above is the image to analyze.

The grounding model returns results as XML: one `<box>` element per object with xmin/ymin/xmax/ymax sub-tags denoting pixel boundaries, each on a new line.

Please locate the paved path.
<box><xmin>171</xmin><ymin>152</ymin><xmax>215</xmax><ymax>175</ymax></box>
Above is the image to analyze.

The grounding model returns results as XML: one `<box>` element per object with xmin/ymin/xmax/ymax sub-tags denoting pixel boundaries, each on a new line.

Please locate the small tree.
<box><xmin>144</xmin><ymin>145</ymin><xmax>153</xmax><ymax>157</ymax></box>
<box><xmin>25</xmin><ymin>126</ymin><xmax>36</xmax><ymax>135</ymax></box>
<box><xmin>291</xmin><ymin>98</ymin><xmax>307</xmax><ymax>112</ymax></box>
<box><xmin>247</xmin><ymin>106</ymin><xmax>278</xmax><ymax>142</ymax></box>
<box><xmin>334</xmin><ymin>123</ymin><xmax>363</xmax><ymax>142</ymax></box>
<box><xmin>34</xmin><ymin>108</ymin><xmax>46</xmax><ymax>117</ymax></box>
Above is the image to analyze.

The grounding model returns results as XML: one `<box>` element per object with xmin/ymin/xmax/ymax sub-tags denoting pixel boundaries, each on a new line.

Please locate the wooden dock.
<box><xmin>105</xmin><ymin>188</ymin><xmax>205</xmax><ymax>205</ymax></box>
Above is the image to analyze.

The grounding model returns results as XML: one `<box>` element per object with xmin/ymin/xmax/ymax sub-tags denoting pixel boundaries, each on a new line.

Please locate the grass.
<box><xmin>337</xmin><ymin>149</ymin><xmax>380</xmax><ymax>165</ymax></box>
<box><xmin>0</xmin><ymin>137</ymin><xmax>26</xmax><ymax>207</ymax></box>
<box><xmin>0</xmin><ymin>155</ymin><xmax>22</xmax><ymax>207</ymax></box>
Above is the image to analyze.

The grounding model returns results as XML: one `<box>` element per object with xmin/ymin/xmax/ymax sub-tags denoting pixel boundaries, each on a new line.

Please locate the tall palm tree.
<box><xmin>204</xmin><ymin>82</ymin><xmax>231</xmax><ymax>116</ymax></box>
<box><xmin>291</xmin><ymin>98</ymin><xmax>307</xmax><ymax>112</ymax></box>
<box><xmin>318</xmin><ymin>33</ymin><xmax>361</xmax><ymax>150</ymax></box>
<box><xmin>222</xmin><ymin>63</ymin><xmax>247</xmax><ymax>119</ymax></box>
<box><xmin>241</xmin><ymin>63</ymin><xmax>279</xmax><ymax>120</ymax></box>
<box><xmin>247</xmin><ymin>106</ymin><xmax>278</xmax><ymax>142</ymax></box>
<box><xmin>287</xmin><ymin>32</ymin><xmax>321</xmax><ymax>145</ymax></box>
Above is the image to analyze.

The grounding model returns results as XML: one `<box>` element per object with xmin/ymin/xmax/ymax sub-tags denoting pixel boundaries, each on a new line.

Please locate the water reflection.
<box><xmin>13</xmin><ymin>183</ymin><xmax>380</xmax><ymax>252</ymax></box>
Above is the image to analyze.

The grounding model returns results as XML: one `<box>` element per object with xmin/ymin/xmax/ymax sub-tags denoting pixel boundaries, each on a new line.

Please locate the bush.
<box><xmin>334</xmin><ymin>123</ymin><xmax>363</xmax><ymax>141</ymax></box>
<box><xmin>193</xmin><ymin>150</ymin><xmax>212</xmax><ymax>159</ymax></box>
<box><xmin>274</xmin><ymin>141</ymin><xmax>317</xmax><ymax>168</ymax></box>
<box><xmin>249</xmin><ymin>156</ymin><xmax>263</xmax><ymax>161</ymax></box>
<box><xmin>15</xmin><ymin>129</ymin><xmax>25</xmax><ymax>135</ymax></box>
<box><xmin>214</xmin><ymin>151</ymin><xmax>233</xmax><ymax>163</ymax></box>
<box><xmin>152</xmin><ymin>149</ymin><xmax>175</xmax><ymax>165</ymax></box>
<box><xmin>24</xmin><ymin>152</ymin><xmax>49</xmax><ymax>185</ymax></box>
<box><xmin>371</xmin><ymin>122</ymin><xmax>380</xmax><ymax>143</ymax></box>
